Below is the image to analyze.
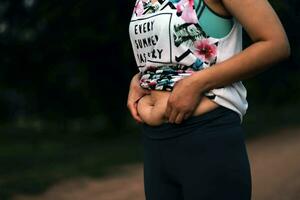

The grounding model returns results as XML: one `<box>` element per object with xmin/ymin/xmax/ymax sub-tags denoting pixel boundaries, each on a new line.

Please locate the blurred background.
<box><xmin>0</xmin><ymin>0</ymin><xmax>299</xmax><ymax>200</ymax></box>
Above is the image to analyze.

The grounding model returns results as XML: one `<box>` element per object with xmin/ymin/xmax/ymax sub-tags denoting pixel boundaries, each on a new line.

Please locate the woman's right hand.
<box><xmin>127</xmin><ymin>72</ymin><xmax>151</xmax><ymax>124</ymax></box>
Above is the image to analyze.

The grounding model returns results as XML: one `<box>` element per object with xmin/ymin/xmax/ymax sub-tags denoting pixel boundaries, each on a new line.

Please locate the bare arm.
<box><xmin>191</xmin><ymin>0</ymin><xmax>290</xmax><ymax>92</ymax></box>
<box><xmin>165</xmin><ymin>0</ymin><xmax>290</xmax><ymax>124</ymax></box>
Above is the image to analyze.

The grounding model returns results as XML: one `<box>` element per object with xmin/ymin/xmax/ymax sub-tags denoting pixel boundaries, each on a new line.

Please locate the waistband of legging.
<box><xmin>141</xmin><ymin>105</ymin><xmax>239</xmax><ymax>139</ymax></box>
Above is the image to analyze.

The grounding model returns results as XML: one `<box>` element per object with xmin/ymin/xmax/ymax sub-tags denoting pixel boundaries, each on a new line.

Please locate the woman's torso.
<box><xmin>134</xmin><ymin>0</ymin><xmax>233</xmax><ymax>126</ymax></box>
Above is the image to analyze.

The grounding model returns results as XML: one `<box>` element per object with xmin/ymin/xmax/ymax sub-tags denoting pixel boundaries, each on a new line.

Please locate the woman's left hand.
<box><xmin>165</xmin><ymin>74</ymin><xmax>203</xmax><ymax>124</ymax></box>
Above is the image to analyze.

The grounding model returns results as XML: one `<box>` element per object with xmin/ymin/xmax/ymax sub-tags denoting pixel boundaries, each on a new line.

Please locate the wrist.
<box><xmin>190</xmin><ymin>68</ymin><xmax>214</xmax><ymax>94</ymax></box>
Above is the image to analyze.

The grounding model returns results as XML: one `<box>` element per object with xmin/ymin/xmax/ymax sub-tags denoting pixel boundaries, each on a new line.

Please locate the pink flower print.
<box><xmin>176</xmin><ymin>0</ymin><xmax>198</xmax><ymax>24</ymax></box>
<box><xmin>194</xmin><ymin>39</ymin><xmax>217</xmax><ymax>63</ymax></box>
<box><xmin>176</xmin><ymin>3</ymin><xmax>184</xmax><ymax>13</ymax></box>
<box><xmin>148</xmin><ymin>80</ymin><xmax>157</xmax><ymax>87</ymax></box>
<box><xmin>134</xmin><ymin>0</ymin><xmax>144</xmax><ymax>16</ymax></box>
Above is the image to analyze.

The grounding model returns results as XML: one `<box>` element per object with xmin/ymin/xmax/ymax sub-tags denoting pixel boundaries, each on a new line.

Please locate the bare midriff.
<box><xmin>137</xmin><ymin>89</ymin><xmax>220</xmax><ymax>126</ymax></box>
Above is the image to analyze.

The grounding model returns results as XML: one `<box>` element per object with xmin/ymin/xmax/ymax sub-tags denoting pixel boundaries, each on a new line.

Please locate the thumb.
<box><xmin>143</xmin><ymin>88</ymin><xmax>151</xmax><ymax>94</ymax></box>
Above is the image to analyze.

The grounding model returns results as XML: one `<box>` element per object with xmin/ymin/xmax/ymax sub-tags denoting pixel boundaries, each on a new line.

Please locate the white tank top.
<box><xmin>128</xmin><ymin>0</ymin><xmax>248</xmax><ymax>123</ymax></box>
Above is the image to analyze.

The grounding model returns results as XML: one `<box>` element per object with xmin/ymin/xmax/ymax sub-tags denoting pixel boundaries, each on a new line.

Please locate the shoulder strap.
<box><xmin>195</xmin><ymin>0</ymin><xmax>206</xmax><ymax>19</ymax></box>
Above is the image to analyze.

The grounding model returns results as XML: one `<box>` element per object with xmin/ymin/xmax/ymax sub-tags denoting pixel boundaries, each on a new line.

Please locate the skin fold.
<box><xmin>136</xmin><ymin>89</ymin><xmax>219</xmax><ymax>126</ymax></box>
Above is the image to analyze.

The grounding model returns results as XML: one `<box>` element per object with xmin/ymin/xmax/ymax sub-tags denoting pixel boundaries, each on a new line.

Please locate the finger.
<box><xmin>131</xmin><ymin>109</ymin><xmax>143</xmax><ymax>123</ymax></box>
<box><xmin>143</xmin><ymin>88</ymin><xmax>151</xmax><ymax>94</ymax></box>
<box><xmin>183</xmin><ymin>111</ymin><xmax>192</xmax><ymax>120</ymax></box>
<box><xmin>174</xmin><ymin>112</ymin><xmax>185</xmax><ymax>124</ymax></box>
<box><xmin>165</xmin><ymin>102</ymin><xmax>172</xmax><ymax>119</ymax></box>
<box><xmin>128</xmin><ymin>102</ymin><xmax>143</xmax><ymax>123</ymax></box>
<box><xmin>133</xmin><ymin>102</ymin><xmax>144</xmax><ymax>123</ymax></box>
<box><xmin>168</xmin><ymin>109</ymin><xmax>178</xmax><ymax>124</ymax></box>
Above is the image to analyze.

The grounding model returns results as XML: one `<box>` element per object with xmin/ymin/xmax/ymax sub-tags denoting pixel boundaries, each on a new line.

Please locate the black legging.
<box><xmin>140</xmin><ymin>106</ymin><xmax>252</xmax><ymax>200</ymax></box>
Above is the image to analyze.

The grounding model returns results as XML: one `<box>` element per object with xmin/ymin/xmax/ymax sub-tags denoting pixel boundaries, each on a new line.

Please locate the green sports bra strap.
<box><xmin>195</xmin><ymin>0</ymin><xmax>205</xmax><ymax>19</ymax></box>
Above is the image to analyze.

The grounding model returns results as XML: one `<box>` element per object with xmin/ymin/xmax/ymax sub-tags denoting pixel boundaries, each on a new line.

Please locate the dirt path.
<box><xmin>12</xmin><ymin>127</ymin><xmax>300</xmax><ymax>200</ymax></box>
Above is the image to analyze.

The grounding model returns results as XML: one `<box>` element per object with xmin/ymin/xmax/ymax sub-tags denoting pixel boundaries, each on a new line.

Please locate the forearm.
<box><xmin>192</xmin><ymin>39</ymin><xmax>290</xmax><ymax>93</ymax></box>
